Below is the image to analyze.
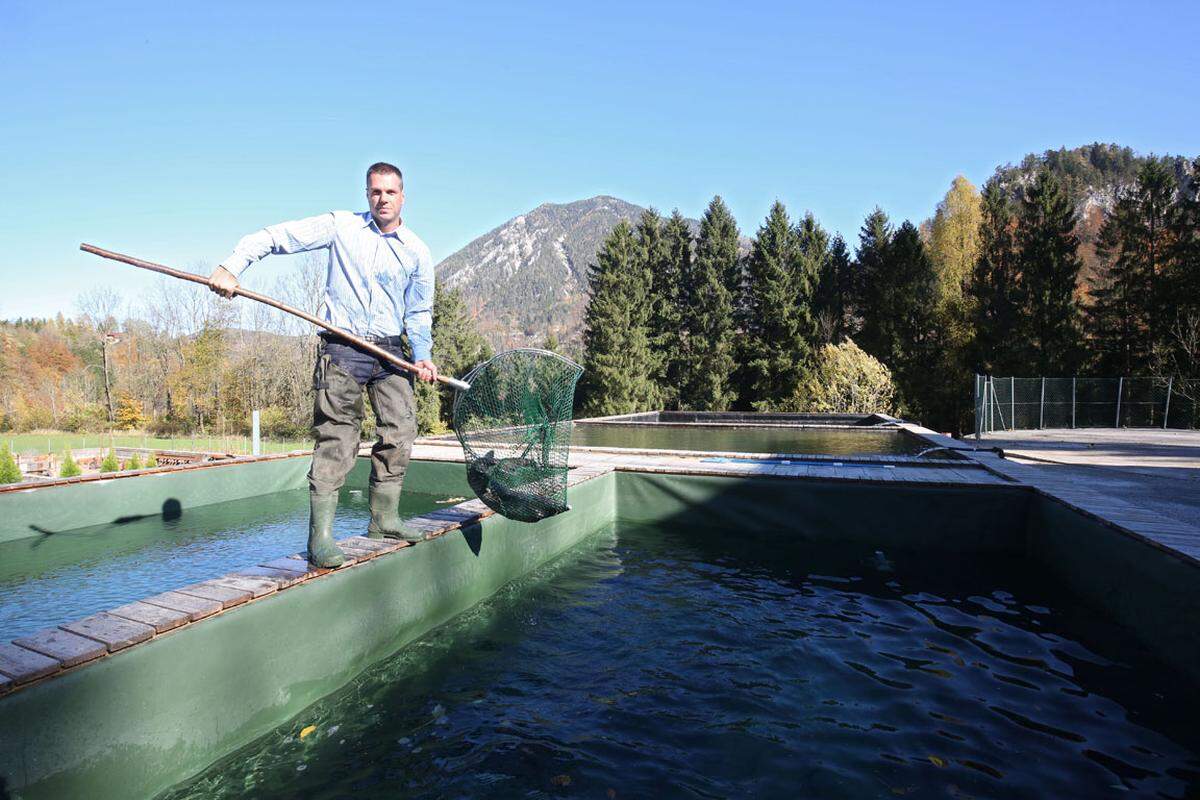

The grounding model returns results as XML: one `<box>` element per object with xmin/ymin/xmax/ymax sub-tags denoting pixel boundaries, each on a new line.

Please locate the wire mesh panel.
<box><xmin>975</xmin><ymin>374</ymin><xmax>1199</xmax><ymax>433</ymax></box>
<box><xmin>452</xmin><ymin>349</ymin><xmax>583</xmax><ymax>523</ymax></box>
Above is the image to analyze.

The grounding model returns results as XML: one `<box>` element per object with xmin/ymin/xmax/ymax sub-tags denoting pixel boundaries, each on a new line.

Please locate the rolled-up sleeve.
<box><xmin>220</xmin><ymin>213</ymin><xmax>337</xmax><ymax>277</ymax></box>
<box><xmin>404</xmin><ymin>248</ymin><xmax>435</xmax><ymax>362</ymax></box>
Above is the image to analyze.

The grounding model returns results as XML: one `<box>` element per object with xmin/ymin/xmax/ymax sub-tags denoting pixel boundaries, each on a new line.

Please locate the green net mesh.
<box><xmin>452</xmin><ymin>349</ymin><xmax>583</xmax><ymax>523</ymax></box>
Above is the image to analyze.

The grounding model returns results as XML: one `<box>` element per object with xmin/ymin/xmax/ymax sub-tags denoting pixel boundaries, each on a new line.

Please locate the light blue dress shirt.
<box><xmin>220</xmin><ymin>211</ymin><xmax>435</xmax><ymax>362</ymax></box>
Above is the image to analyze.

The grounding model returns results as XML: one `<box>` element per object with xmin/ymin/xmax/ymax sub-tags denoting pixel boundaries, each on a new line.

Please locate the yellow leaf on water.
<box><xmin>551</xmin><ymin>774</ymin><xmax>572</xmax><ymax>787</ymax></box>
<box><xmin>437</xmin><ymin>497</ymin><xmax>467</xmax><ymax>504</ymax></box>
<box><xmin>299</xmin><ymin>725</ymin><xmax>317</xmax><ymax>740</ymax></box>
<box><xmin>929</xmin><ymin>755</ymin><xmax>946</xmax><ymax>768</ymax></box>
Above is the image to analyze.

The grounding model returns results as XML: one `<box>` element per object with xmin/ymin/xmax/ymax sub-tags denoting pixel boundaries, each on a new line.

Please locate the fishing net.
<box><xmin>452</xmin><ymin>349</ymin><xmax>583</xmax><ymax>523</ymax></box>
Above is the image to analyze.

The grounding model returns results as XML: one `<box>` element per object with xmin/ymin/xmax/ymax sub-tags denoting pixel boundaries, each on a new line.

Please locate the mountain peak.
<box><xmin>436</xmin><ymin>196</ymin><xmax>653</xmax><ymax>351</ymax></box>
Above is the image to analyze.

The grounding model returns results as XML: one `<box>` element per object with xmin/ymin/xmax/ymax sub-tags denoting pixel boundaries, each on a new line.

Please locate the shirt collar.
<box><xmin>362</xmin><ymin>212</ymin><xmax>406</xmax><ymax>242</ymax></box>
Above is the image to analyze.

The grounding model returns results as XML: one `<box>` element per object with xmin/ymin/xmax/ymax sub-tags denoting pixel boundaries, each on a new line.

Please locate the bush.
<box><xmin>0</xmin><ymin>445</ymin><xmax>21</xmax><ymax>484</ymax></box>
<box><xmin>126</xmin><ymin>453</ymin><xmax>143</xmax><ymax>470</ymax></box>
<box><xmin>11</xmin><ymin>399</ymin><xmax>53</xmax><ymax>432</ymax></box>
<box><xmin>252</xmin><ymin>406</ymin><xmax>309</xmax><ymax>439</ymax></box>
<box><xmin>149</xmin><ymin>413</ymin><xmax>190</xmax><ymax>437</ymax></box>
<box><xmin>61</xmin><ymin>403</ymin><xmax>110</xmax><ymax>433</ymax></box>
<box><xmin>145</xmin><ymin>451</ymin><xmax>159</xmax><ymax>468</ymax></box>
<box><xmin>774</xmin><ymin>339</ymin><xmax>897</xmax><ymax>415</ymax></box>
<box><xmin>99</xmin><ymin>448</ymin><xmax>120</xmax><ymax>473</ymax></box>
<box><xmin>60</xmin><ymin>450</ymin><xmax>82</xmax><ymax>478</ymax></box>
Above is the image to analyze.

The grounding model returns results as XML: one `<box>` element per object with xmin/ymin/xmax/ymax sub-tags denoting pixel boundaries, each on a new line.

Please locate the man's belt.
<box><xmin>320</xmin><ymin>331</ymin><xmax>406</xmax><ymax>346</ymax></box>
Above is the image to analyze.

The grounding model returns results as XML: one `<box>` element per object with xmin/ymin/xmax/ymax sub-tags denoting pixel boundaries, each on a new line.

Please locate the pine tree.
<box><xmin>0</xmin><ymin>444</ymin><xmax>21</xmax><ymax>484</ymax></box>
<box><xmin>126</xmin><ymin>452</ymin><xmax>143</xmax><ymax>471</ymax></box>
<box><xmin>59</xmin><ymin>449</ymin><xmax>82</xmax><ymax>478</ymax></box>
<box><xmin>815</xmin><ymin>234</ymin><xmax>852</xmax><ymax>343</ymax></box>
<box><xmin>1089</xmin><ymin>160</ymin><xmax>1178</xmax><ymax>374</ymax></box>
<box><xmin>580</xmin><ymin>221</ymin><xmax>658</xmax><ymax>415</ymax></box>
<box><xmin>678</xmin><ymin>197</ymin><xmax>739</xmax><ymax>411</ymax></box>
<box><xmin>145</xmin><ymin>451</ymin><xmax>158</xmax><ymax>468</ymax></box>
<box><xmin>969</xmin><ymin>177</ymin><xmax>1024</xmax><ymax>375</ymax></box>
<box><xmin>650</xmin><ymin>212</ymin><xmax>691</xmax><ymax>409</ymax></box>
<box><xmin>100</xmin><ymin>448</ymin><xmax>120</xmax><ymax>473</ymax></box>
<box><xmin>416</xmin><ymin>282</ymin><xmax>494</xmax><ymax>433</ymax></box>
<box><xmin>630</xmin><ymin>209</ymin><xmax>666</xmax><ymax>410</ymax></box>
<box><xmin>1166</xmin><ymin>158</ymin><xmax>1200</xmax><ymax>374</ymax></box>
<box><xmin>1018</xmin><ymin>170</ymin><xmax>1084</xmax><ymax>374</ymax></box>
<box><xmin>794</xmin><ymin>213</ymin><xmax>827</xmax><ymax>349</ymax></box>
<box><xmin>853</xmin><ymin>208</ymin><xmax>893</xmax><ymax>359</ymax></box>
<box><xmin>740</xmin><ymin>202</ymin><xmax>808</xmax><ymax>407</ymax></box>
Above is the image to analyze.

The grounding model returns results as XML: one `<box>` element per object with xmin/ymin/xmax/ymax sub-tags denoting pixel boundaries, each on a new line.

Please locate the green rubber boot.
<box><xmin>307</xmin><ymin>491</ymin><xmax>345</xmax><ymax>568</ymax></box>
<box><xmin>367</xmin><ymin>482</ymin><xmax>424</xmax><ymax>544</ymax></box>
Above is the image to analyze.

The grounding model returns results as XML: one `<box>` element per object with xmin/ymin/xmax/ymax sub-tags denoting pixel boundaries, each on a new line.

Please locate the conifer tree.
<box><xmin>876</xmin><ymin>223</ymin><xmax>941</xmax><ymax>412</ymax></box>
<box><xmin>678</xmin><ymin>197</ymin><xmax>739</xmax><ymax>411</ymax></box>
<box><xmin>853</xmin><ymin>208</ymin><xmax>893</xmax><ymax>360</ymax></box>
<box><xmin>1018</xmin><ymin>170</ymin><xmax>1084</xmax><ymax>374</ymax></box>
<box><xmin>650</xmin><ymin>212</ymin><xmax>691</xmax><ymax>409</ymax></box>
<box><xmin>580</xmin><ymin>221</ymin><xmax>658</xmax><ymax>415</ymax></box>
<box><xmin>100</xmin><ymin>448</ymin><xmax>120</xmax><ymax>473</ymax></box>
<box><xmin>126</xmin><ymin>452</ymin><xmax>143</xmax><ymax>471</ymax></box>
<box><xmin>794</xmin><ymin>213</ymin><xmax>827</xmax><ymax>350</ymax></box>
<box><xmin>815</xmin><ymin>234</ymin><xmax>852</xmax><ymax>343</ymax></box>
<box><xmin>633</xmin><ymin>209</ymin><xmax>668</xmax><ymax>409</ymax></box>
<box><xmin>416</xmin><ymin>282</ymin><xmax>494</xmax><ymax>433</ymax></box>
<box><xmin>1089</xmin><ymin>160</ymin><xmax>1178</xmax><ymax>374</ymax></box>
<box><xmin>0</xmin><ymin>445</ymin><xmax>21</xmax><ymax>484</ymax></box>
<box><xmin>60</xmin><ymin>449</ymin><xmax>82</xmax><ymax>478</ymax></box>
<box><xmin>969</xmin><ymin>177</ymin><xmax>1024</xmax><ymax>375</ymax></box>
<box><xmin>740</xmin><ymin>202</ymin><xmax>808</xmax><ymax>407</ymax></box>
<box><xmin>1166</xmin><ymin>158</ymin><xmax>1200</xmax><ymax>374</ymax></box>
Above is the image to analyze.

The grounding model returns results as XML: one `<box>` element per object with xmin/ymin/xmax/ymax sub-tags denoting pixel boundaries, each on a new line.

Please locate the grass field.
<box><xmin>1</xmin><ymin>432</ymin><xmax>312</xmax><ymax>456</ymax></box>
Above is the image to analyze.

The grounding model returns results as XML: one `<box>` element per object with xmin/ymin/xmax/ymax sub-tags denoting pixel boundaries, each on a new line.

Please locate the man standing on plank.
<box><xmin>209</xmin><ymin>162</ymin><xmax>438</xmax><ymax>567</ymax></box>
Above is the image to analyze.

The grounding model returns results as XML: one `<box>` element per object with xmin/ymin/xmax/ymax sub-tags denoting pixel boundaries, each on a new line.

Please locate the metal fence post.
<box><xmin>1039</xmin><ymin>377</ymin><xmax>1045</xmax><ymax>429</ymax></box>
<box><xmin>1115</xmin><ymin>377</ymin><xmax>1124</xmax><ymax>428</ymax></box>
<box><xmin>974</xmin><ymin>375</ymin><xmax>982</xmax><ymax>440</ymax></box>
<box><xmin>1164</xmin><ymin>378</ymin><xmax>1173</xmax><ymax>430</ymax></box>
<box><xmin>1071</xmin><ymin>377</ymin><xmax>1076</xmax><ymax>428</ymax></box>
<box><xmin>1011</xmin><ymin>377</ymin><xmax>1016</xmax><ymax>431</ymax></box>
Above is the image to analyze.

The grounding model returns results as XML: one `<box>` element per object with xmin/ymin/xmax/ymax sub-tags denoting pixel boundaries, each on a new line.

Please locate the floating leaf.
<box><xmin>929</xmin><ymin>755</ymin><xmax>946</xmax><ymax>768</ymax></box>
<box><xmin>551</xmin><ymin>774</ymin><xmax>572</xmax><ymax>786</ymax></box>
<box><xmin>299</xmin><ymin>725</ymin><xmax>317</xmax><ymax>740</ymax></box>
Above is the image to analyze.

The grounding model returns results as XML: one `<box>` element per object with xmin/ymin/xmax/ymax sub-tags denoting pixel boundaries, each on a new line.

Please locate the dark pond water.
<box><xmin>0</xmin><ymin>484</ymin><xmax>468</xmax><ymax>643</ymax></box>
<box><xmin>570</xmin><ymin>424</ymin><xmax>923</xmax><ymax>455</ymax></box>
<box><xmin>162</xmin><ymin>521</ymin><xmax>1200</xmax><ymax>799</ymax></box>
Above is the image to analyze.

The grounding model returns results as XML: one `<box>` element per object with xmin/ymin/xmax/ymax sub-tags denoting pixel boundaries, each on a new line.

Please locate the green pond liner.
<box><xmin>0</xmin><ymin>467</ymin><xmax>1197</xmax><ymax>799</ymax></box>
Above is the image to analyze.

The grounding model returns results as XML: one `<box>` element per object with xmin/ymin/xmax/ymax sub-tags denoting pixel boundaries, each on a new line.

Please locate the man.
<box><xmin>209</xmin><ymin>162</ymin><xmax>438</xmax><ymax>568</ymax></box>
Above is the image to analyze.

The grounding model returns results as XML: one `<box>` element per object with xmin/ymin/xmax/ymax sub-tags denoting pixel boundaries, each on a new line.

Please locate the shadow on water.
<box><xmin>0</xmin><ymin>774</ymin><xmax>11</xmax><ymax>800</ymax></box>
<box><xmin>26</xmin><ymin>497</ymin><xmax>185</xmax><ymax>540</ymax></box>
<box><xmin>457</xmin><ymin>520</ymin><xmax>483</xmax><ymax>556</ymax></box>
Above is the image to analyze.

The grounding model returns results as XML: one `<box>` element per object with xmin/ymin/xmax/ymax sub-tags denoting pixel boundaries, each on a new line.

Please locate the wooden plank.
<box><xmin>61</xmin><ymin>613</ymin><xmax>155</xmax><ymax>653</ymax></box>
<box><xmin>108</xmin><ymin>601</ymin><xmax>190</xmax><ymax>633</ymax></box>
<box><xmin>231</xmin><ymin>565</ymin><xmax>307</xmax><ymax>589</ymax></box>
<box><xmin>262</xmin><ymin>557</ymin><xmax>321</xmax><ymax>574</ymax></box>
<box><xmin>208</xmin><ymin>575</ymin><xmax>279</xmax><ymax>599</ymax></box>
<box><xmin>340</xmin><ymin>536</ymin><xmax>404</xmax><ymax>554</ymax></box>
<box><xmin>0</xmin><ymin>671</ymin><xmax>11</xmax><ymax>695</ymax></box>
<box><xmin>176</xmin><ymin>582</ymin><xmax>252</xmax><ymax>609</ymax></box>
<box><xmin>0</xmin><ymin>643</ymin><xmax>60</xmax><ymax>684</ymax></box>
<box><xmin>14</xmin><ymin>627</ymin><xmax>106</xmax><ymax>668</ymax></box>
<box><xmin>143</xmin><ymin>591</ymin><xmax>223</xmax><ymax>622</ymax></box>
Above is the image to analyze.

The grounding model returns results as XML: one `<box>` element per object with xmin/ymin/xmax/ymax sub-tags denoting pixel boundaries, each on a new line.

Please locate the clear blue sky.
<box><xmin>2</xmin><ymin>0</ymin><xmax>1197</xmax><ymax>320</ymax></box>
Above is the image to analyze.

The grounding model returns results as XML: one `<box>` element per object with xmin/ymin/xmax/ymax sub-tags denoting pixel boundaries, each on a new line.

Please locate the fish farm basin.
<box><xmin>0</xmin><ymin>419</ymin><xmax>1197</xmax><ymax>799</ymax></box>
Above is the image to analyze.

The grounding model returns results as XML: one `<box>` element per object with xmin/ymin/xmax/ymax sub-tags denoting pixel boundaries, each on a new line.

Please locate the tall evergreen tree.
<box><xmin>649</xmin><ymin>211</ymin><xmax>691</xmax><ymax>409</ymax></box>
<box><xmin>814</xmin><ymin>234</ymin><xmax>852</xmax><ymax>343</ymax></box>
<box><xmin>1089</xmin><ymin>160</ymin><xmax>1178</xmax><ymax>374</ymax></box>
<box><xmin>1166</xmin><ymin>158</ymin><xmax>1200</xmax><ymax>374</ymax></box>
<box><xmin>678</xmin><ymin>197</ymin><xmax>739</xmax><ymax>411</ymax></box>
<box><xmin>873</xmin><ymin>222</ymin><xmax>941</xmax><ymax>419</ymax></box>
<box><xmin>853</xmin><ymin>208</ymin><xmax>893</xmax><ymax>358</ymax></box>
<box><xmin>739</xmin><ymin>202</ymin><xmax>808</xmax><ymax>407</ymax></box>
<box><xmin>416</xmin><ymin>283</ymin><xmax>493</xmax><ymax>433</ymax></box>
<box><xmin>794</xmin><ymin>213</ymin><xmax>827</xmax><ymax>350</ymax></box>
<box><xmin>969</xmin><ymin>177</ymin><xmax>1024</xmax><ymax>374</ymax></box>
<box><xmin>579</xmin><ymin>221</ymin><xmax>658</xmax><ymax>415</ymax></box>
<box><xmin>1018</xmin><ymin>170</ymin><xmax>1084</xmax><ymax>374</ymax></box>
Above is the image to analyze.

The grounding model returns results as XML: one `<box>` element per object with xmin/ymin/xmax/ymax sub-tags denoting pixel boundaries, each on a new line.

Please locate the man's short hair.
<box><xmin>366</xmin><ymin>162</ymin><xmax>404</xmax><ymax>188</ymax></box>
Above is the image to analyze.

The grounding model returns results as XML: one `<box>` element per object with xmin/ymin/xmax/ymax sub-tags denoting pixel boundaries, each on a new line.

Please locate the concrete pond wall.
<box><xmin>0</xmin><ymin>463</ymin><xmax>1196</xmax><ymax>799</ymax></box>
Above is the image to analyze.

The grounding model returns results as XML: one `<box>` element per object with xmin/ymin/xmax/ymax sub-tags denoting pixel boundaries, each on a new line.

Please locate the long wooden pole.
<box><xmin>80</xmin><ymin>244</ymin><xmax>470</xmax><ymax>391</ymax></box>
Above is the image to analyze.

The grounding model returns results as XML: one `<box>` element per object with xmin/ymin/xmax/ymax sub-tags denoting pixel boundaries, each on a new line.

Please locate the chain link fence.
<box><xmin>974</xmin><ymin>376</ymin><xmax>1200</xmax><ymax>435</ymax></box>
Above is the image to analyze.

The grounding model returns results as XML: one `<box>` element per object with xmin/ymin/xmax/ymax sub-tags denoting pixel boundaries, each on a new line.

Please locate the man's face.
<box><xmin>366</xmin><ymin>172</ymin><xmax>405</xmax><ymax>229</ymax></box>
